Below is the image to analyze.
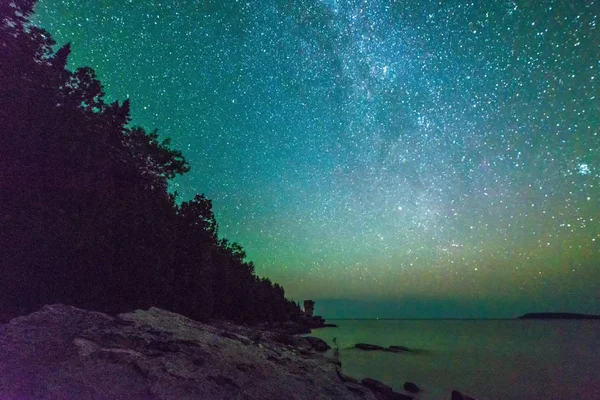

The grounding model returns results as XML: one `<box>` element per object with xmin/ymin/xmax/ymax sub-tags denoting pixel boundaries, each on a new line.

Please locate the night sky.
<box><xmin>33</xmin><ymin>0</ymin><xmax>599</xmax><ymax>318</ymax></box>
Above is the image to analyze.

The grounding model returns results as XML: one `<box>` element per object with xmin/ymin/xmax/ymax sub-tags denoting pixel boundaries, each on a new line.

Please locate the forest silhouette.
<box><xmin>0</xmin><ymin>0</ymin><xmax>301</xmax><ymax>324</ymax></box>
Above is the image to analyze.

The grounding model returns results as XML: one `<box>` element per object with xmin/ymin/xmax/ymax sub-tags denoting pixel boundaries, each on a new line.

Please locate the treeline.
<box><xmin>0</xmin><ymin>1</ymin><xmax>301</xmax><ymax>323</ymax></box>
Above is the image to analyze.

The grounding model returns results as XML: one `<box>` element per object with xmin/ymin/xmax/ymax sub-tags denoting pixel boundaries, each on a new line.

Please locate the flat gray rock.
<box><xmin>0</xmin><ymin>304</ymin><xmax>381</xmax><ymax>400</ymax></box>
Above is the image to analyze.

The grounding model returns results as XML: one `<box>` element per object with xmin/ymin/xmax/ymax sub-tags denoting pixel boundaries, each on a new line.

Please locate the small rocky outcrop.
<box><xmin>384</xmin><ymin>345</ymin><xmax>411</xmax><ymax>353</ymax></box>
<box><xmin>403</xmin><ymin>382</ymin><xmax>420</xmax><ymax>393</ymax></box>
<box><xmin>518</xmin><ymin>312</ymin><xmax>600</xmax><ymax>320</ymax></box>
<box><xmin>335</xmin><ymin>366</ymin><xmax>358</xmax><ymax>384</ymax></box>
<box><xmin>281</xmin><ymin>320</ymin><xmax>312</xmax><ymax>334</ymax></box>
<box><xmin>268</xmin><ymin>332</ymin><xmax>331</xmax><ymax>354</ymax></box>
<box><xmin>303</xmin><ymin>300</ymin><xmax>316</xmax><ymax>317</ymax></box>
<box><xmin>299</xmin><ymin>336</ymin><xmax>331</xmax><ymax>352</ymax></box>
<box><xmin>0</xmin><ymin>304</ymin><xmax>381</xmax><ymax>400</ymax></box>
<box><xmin>297</xmin><ymin>300</ymin><xmax>337</xmax><ymax>330</ymax></box>
<box><xmin>361</xmin><ymin>378</ymin><xmax>413</xmax><ymax>400</ymax></box>
<box><xmin>355</xmin><ymin>343</ymin><xmax>384</xmax><ymax>350</ymax></box>
<box><xmin>355</xmin><ymin>343</ymin><xmax>415</xmax><ymax>353</ymax></box>
<box><xmin>299</xmin><ymin>315</ymin><xmax>328</xmax><ymax>329</ymax></box>
<box><xmin>451</xmin><ymin>389</ymin><xmax>478</xmax><ymax>400</ymax></box>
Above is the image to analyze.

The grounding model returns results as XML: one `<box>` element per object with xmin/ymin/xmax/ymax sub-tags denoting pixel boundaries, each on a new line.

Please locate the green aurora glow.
<box><xmin>33</xmin><ymin>0</ymin><xmax>599</xmax><ymax>317</ymax></box>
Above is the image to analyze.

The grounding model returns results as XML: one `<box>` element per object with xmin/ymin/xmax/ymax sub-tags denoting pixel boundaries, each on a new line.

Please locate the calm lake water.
<box><xmin>309</xmin><ymin>319</ymin><xmax>600</xmax><ymax>400</ymax></box>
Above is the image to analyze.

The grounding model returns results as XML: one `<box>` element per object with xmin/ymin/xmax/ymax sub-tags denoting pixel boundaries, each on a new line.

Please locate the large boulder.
<box><xmin>270</xmin><ymin>333</ymin><xmax>330</xmax><ymax>353</ymax></box>
<box><xmin>0</xmin><ymin>304</ymin><xmax>380</xmax><ymax>400</ymax></box>
<box><xmin>300</xmin><ymin>336</ymin><xmax>331</xmax><ymax>352</ymax></box>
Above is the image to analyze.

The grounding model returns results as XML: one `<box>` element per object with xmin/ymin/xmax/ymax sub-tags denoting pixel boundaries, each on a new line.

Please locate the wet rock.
<box><xmin>383</xmin><ymin>345</ymin><xmax>411</xmax><ymax>353</ymax></box>
<box><xmin>390</xmin><ymin>345</ymin><xmax>411</xmax><ymax>351</ymax></box>
<box><xmin>335</xmin><ymin>366</ymin><xmax>358</xmax><ymax>384</ymax></box>
<box><xmin>391</xmin><ymin>392</ymin><xmax>414</xmax><ymax>400</ymax></box>
<box><xmin>301</xmin><ymin>336</ymin><xmax>331</xmax><ymax>352</ymax></box>
<box><xmin>361</xmin><ymin>378</ymin><xmax>413</xmax><ymax>400</ymax></box>
<box><xmin>451</xmin><ymin>389</ymin><xmax>478</xmax><ymax>400</ymax></box>
<box><xmin>346</xmin><ymin>382</ymin><xmax>370</xmax><ymax>395</ymax></box>
<box><xmin>383</xmin><ymin>348</ymin><xmax>402</xmax><ymax>353</ymax></box>
<box><xmin>403</xmin><ymin>381</ymin><xmax>420</xmax><ymax>393</ymax></box>
<box><xmin>355</xmin><ymin>343</ymin><xmax>384</xmax><ymax>351</ymax></box>
<box><xmin>362</xmin><ymin>378</ymin><xmax>392</xmax><ymax>393</ymax></box>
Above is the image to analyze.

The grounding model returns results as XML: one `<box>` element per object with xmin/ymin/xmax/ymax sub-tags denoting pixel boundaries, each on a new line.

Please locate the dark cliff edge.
<box><xmin>518</xmin><ymin>312</ymin><xmax>600</xmax><ymax>320</ymax></box>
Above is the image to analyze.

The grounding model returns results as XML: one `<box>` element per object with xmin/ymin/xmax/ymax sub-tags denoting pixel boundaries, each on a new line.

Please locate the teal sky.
<box><xmin>33</xmin><ymin>0</ymin><xmax>599</xmax><ymax>317</ymax></box>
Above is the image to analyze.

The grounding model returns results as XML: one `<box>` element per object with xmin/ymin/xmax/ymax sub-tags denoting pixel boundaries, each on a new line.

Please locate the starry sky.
<box><xmin>34</xmin><ymin>0</ymin><xmax>599</xmax><ymax>318</ymax></box>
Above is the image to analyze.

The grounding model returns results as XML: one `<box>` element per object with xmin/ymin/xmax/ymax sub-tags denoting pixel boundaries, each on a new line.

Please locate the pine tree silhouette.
<box><xmin>0</xmin><ymin>0</ymin><xmax>301</xmax><ymax>323</ymax></box>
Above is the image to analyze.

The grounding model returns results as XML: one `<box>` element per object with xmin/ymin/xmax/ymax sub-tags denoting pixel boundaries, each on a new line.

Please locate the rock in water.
<box><xmin>361</xmin><ymin>378</ymin><xmax>413</xmax><ymax>400</ymax></box>
<box><xmin>335</xmin><ymin>366</ymin><xmax>358</xmax><ymax>384</ymax></box>
<box><xmin>451</xmin><ymin>389</ymin><xmax>478</xmax><ymax>400</ymax></box>
<box><xmin>0</xmin><ymin>304</ymin><xmax>381</xmax><ymax>400</ymax></box>
<box><xmin>355</xmin><ymin>343</ymin><xmax>384</xmax><ymax>350</ymax></box>
<box><xmin>362</xmin><ymin>378</ymin><xmax>391</xmax><ymax>393</ymax></box>
<box><xmin>388</xmin><ymin>345</ymin><xmax>411</xmax><ymax>352</ymax></box>
<box><xmin>403</xmin><ymin>381</ymin><xmax>420</xmax><ymax>392</ymax></box>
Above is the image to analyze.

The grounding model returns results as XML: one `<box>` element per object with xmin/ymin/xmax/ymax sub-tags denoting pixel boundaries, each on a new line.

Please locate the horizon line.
<box><xmin>322</xmin><ymin>317</ymin><xmax>519</xmax><ymax>320</ymax></box>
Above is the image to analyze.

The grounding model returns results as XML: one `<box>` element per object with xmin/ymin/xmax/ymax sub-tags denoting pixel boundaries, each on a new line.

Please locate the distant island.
<box><xmin>518</xmin><ymin>313</ymin><xmax>600</xmax><ymax>320</ymax></box>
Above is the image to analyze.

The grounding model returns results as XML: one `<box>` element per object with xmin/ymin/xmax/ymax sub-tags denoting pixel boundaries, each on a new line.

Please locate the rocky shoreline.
<box><xmin>0</xmin><ymin>305</ymin><xmax>475</xmax><ymax>400</ymax></box>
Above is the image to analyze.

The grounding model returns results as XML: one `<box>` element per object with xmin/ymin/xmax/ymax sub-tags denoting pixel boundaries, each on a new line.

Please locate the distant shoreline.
<box><xmin>325</xmin><ymin>318</ymin><xmax>515</xmax><ymax>321</ymax></box>
<box><xmin>518</xmin><ymin>312</ymin><xmax>600</xmax><ymax>320</ymax></box>
<box><xmin>324</xmin><ymin>315</ymin><xmax>600</xmax><ymax>321</ymax></box>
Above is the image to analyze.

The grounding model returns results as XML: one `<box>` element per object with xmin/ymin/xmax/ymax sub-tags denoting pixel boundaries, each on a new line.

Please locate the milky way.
<box><xmin>34</xmin><ymin>0</ymin><xmax>599</xmax><ymax>316</ymax></box>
